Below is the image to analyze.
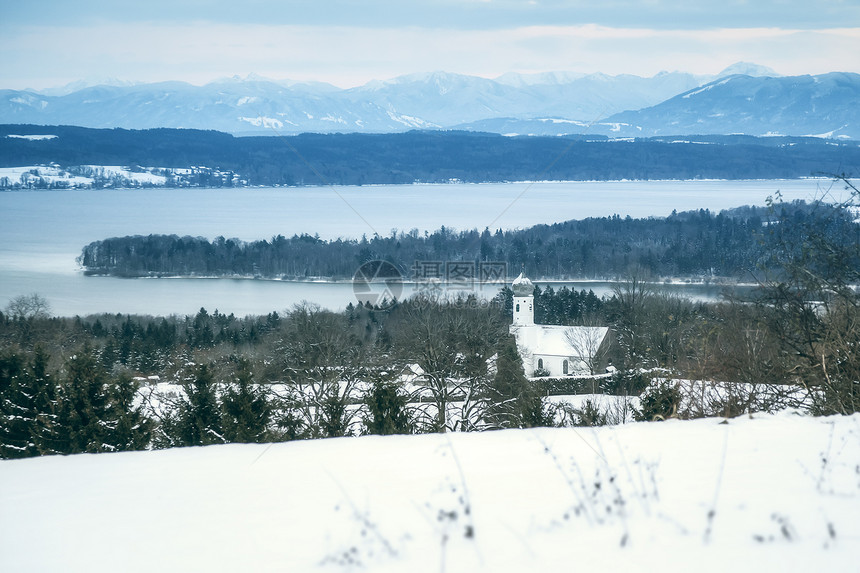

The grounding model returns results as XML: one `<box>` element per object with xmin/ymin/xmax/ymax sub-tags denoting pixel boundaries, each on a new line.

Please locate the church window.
<box><xmin>516</xmin><ymin>303</ymin><xmax>520</xmax><ymax>312</ymax></box>
<box><xmin>563</xmin><ymin>360</ymin><xmax>569</xmax><ymax>375</ymax></box>
<box><xmin>537</xmin><ymin>358</ymin><xmax>543</xmax><ymax>369</ymax></box>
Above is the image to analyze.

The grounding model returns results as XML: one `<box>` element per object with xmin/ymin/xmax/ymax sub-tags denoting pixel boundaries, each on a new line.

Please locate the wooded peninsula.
<box><xmin>78</xmin><ymin>201</ymin><xmax>857</xmax><ymax>281</ymax></box>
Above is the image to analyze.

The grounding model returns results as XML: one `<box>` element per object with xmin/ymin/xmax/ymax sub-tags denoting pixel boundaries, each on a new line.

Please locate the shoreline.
<box><xmin>81</xmin><ymin>270</ymin><xmax>754</xmax><ymax>288</ymax></box>
<box><xmin>1</xmin><ymin>175</ymin><xmax>828</xmax><ymax>193</ymax></box>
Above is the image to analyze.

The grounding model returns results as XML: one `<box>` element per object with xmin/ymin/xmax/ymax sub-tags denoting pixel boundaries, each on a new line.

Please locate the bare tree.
<box><xmin>395</xmin><ymin>295</ymin><xmax>503</xmax><ymax>432</ymax></box>
<box><xmin>609</xmin><ymin>266</ymin><xmax>655</xmax><ymax>366</ymax></box>
<box><xmin>4</xmin><ymin>293</ymin><xmax>51</xmax><ymax>320</ymax></box>
<box><xmin>564</xmin><ymin>321</ymin><xmax>609</xmax><ymax>375</ymax></box>
<box><xmin>754</xmin><ymin>175</ymin><xmax>860</xmax><ymax>415</ymax></box>
<box><xmin>276</xmin><ymin>303</ymin><xmax>366</xmax><ymax>438</ymax></box>
<box><xmin>694</xmin><ymin>302</ymin><xmax>790</xmax><ymax>416</ymax></box>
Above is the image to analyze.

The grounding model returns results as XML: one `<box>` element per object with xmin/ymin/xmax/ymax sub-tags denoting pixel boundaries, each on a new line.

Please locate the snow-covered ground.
<box><xmin>548</xmin><ymin>393</ymin><xmax>640</xmax><ymax>424</ymax></box>
<box><xmin>81</xmin><ymin>165</ymin><xmax>169</xmax><ymax>185</ymax></box>
<box><xmin>0</xmin><ymin>164</ymin><xmax>169</xmax><ymax>187</ymax></box>
<box><xmin>1</xmin><ymin>412</ymin><xmax>858</xmax><ymax>572</ymax></box>
<box><xmin>5</xmin><ymin>134</ymin><xmax>58</xmax><ymax>141</ymax></box>
<box><xmin>0</xmin><ymin>165</ymin><xmax>93</xmax><ymax>187</ymax></box>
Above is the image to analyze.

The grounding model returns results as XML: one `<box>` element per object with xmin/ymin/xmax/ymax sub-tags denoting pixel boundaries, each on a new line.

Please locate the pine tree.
<box><xmin>29</xmin><ymin>346</ymin><xmax>61</xmax><ymax>455</ymax></box>
<box><xmin>55</xmin><ymin>344</ymin><xmax>115</xmax><ymax>453</ymax></box>
<box><xmin>362</xmin><ymin>379</ymin><xmax>412</xmax><ymax>436</ymax></box>
<box><xmin>486</xmin><ymin>335</ymin><xmax>551</xmax><ymax>428</ymax></box>
<box><xmin>633</xmin><ymin>380</ymin><xmax>681</xmax><ymax>422</ymax></box>
<box><xmin>105</xmin><ymin>371</ymin><xmax>152</xmax><ymax>451</ymax></box>
<box><xmin>0</xmin><ymin>350</ymin><xmax>24</xmax><ymax>398</ymax></box>
<box><xmin>176</xmin><ymin>364</ymin><xmax>224</xmax><ymax>446</ymax></box>
<box><xmin>319</xmin><ymin>391</ymin><xmax>350</xmax><ymax>438</ymax></box>
<box><xmin>12</xmin><ymin>346</ymin><xmax>152</xmax><ymax>456</ymax></box>
<box><xmin>221</xmin><ymin>358</ymin><xmax>271</xmax><ymax>443</ymax></box>
<box><xmin>0</xmin><ymin>350</ymin><xmax>33</xmax><ymax>458</ymax></box>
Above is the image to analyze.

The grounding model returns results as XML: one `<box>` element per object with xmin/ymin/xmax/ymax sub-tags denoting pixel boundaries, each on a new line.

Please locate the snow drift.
<box><xmin>1</xmin><ymin>412</ymin><xmax>858</xmax><ymax>572</ymax></box>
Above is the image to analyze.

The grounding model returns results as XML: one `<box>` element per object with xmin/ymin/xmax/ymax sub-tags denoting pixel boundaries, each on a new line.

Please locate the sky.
<box><xmin>1</xmin><ymin>0</ymin><xmax>859</xmax><ymax>90</ymax></box>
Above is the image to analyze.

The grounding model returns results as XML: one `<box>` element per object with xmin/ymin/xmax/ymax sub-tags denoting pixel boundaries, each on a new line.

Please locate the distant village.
<box><xmin>0</xmin><ymin>163</ymin><xmax>245</xmax><ymax>190</ymax></box>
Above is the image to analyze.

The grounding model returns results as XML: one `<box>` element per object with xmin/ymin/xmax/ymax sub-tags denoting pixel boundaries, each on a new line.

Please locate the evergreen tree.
<box><xmin>29</xmin><ymin>346</ymin><xmax>61</xmax><ymax>455</ymax></box>
<box><xmin>221</xmin><ymin>358</ymin><xmax>271</xmax><ymax>443</ymax></box>
<box><xmin>362</xmin><ymin>379</ymin><xmax>412</xmax><ymax>436</ymax></box>
<box><xmin>319</xmin><ymin>391</ymin><xmax>351</xmax><ymax>438</ymax></box>
<box><xmin>272</xmin><ymin>407</ymin><xmax>308</xmax><ymax>441</ymax></box>
<box><xmin>486</xmin><ymin>335</ymin><xmax>551</xmax><ymax>428</ymax></box>
<box><xmin>0</xmin><ymin>351</ymin><xmax>24</xmax><ymax>397</ymax></box>
<box><xmin>105</xmin><ymin>371</ymin><xmax>152</xmax><ymax>451</ymax></box>
<box><xmin>55</xmin><ymin>344</ymin><xmax>115</xmax><ymax>453</ymax></box>
<box><xmin>1</xmin><ymin>345</ymin><xmax>151</xmax><ymax>456</ymax></box>
<box><xmin>633</xmin><ymin>380</ymin><xmax>681</xmax><ymax>422</ymax></box>
<box><xmin>176</xmin><ymin>364</ymin><xmax>224</xmax><ymax>446</ymax></box>
<box><xmin>570</xmin><ymin>398</ymin><xmax>608</xmax><ymax>427</ymax></box>
<box><xmin>0</xmin><ymin>350</ymin><xmax>33</xmax><ymax>458</ymax></box>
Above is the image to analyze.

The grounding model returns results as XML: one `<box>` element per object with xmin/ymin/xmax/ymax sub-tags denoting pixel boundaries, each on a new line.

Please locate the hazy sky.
<box><xmin>2</xmin><ymin>0</ymin><xmax>858</xmax><ymax>90</ymax></box>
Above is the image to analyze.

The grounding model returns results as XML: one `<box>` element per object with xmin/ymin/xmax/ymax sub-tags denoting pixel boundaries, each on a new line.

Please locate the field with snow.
<box><xmin>0</xmin><ymin>164</ymin><xmax>168</xmax><ymax>188</ymax></box>
<box><xmin>2</xmin><ymin>412</ymin><xmax>858</xmax><ymax>572</ymax></box>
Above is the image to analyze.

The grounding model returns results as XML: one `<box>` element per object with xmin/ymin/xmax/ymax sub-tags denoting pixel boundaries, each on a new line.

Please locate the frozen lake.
<box><xmin>0</xmin><ymin>179</ymin><xmax>834</xmax><ymax>316</ymax></box>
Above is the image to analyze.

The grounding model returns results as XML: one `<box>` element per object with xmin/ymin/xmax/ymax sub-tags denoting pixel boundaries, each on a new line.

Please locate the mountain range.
<box><xmin>598</xmin><ymin>72</ymin><xmax>860</xmax><ymax>140</ymax></box>
<box><xmin>1</xmin><ymin>63</ymin><xmax>858</xmax><ymax>139</ymax></box>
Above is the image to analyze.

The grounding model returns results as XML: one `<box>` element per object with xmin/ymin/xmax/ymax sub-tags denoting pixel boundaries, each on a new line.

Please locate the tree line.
<box><xmin>3</xmin><ymin>124</ymin><xmax>860</xmax><ymax>186</ymax></box>
<box><xmin>79</xmin><ymin>201</ymin><xmax>854</xmax><ymax>281</ymax></box>
<box><xmin>3</xmin><ymin>179</ymin><xmax>858</xmax><ymax>459</ymax></box>
<box><xmin>0</xmin><ymin>292</ymin><xmax>554</xmax><ymax>457</ymax></box>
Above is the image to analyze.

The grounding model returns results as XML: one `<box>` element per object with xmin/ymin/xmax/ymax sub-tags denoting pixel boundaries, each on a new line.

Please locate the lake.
<box><xmin>0</xmin><ymin>179</ymin><xmax>834</xmax><ymax>316</ymax></box>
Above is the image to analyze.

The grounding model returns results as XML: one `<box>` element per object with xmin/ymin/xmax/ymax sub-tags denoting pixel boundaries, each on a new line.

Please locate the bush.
<box><xmin>362</xmin><ymin>380</ymin><xmax>412</xmax><ymax>436</ymax></box>
<box><xmin>572</xmin><ymin>398</ymin><xmax>608</xmax><ymax>427</ymax></box>
<box><xmin>603</xmin><ymin>369</ymin><xmax>651</xmax><ymax>396</ymax></box>
<box><xmin>634</xmin><ymin>381</ymin><xmax>681</xmax><ymax>422</ymax></box>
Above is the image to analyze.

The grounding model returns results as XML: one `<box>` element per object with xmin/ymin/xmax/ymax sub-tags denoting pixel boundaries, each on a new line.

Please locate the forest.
<box><xmin>3</xmin><ymin>124</ymin><xmax>860</xmax><ymax>187</ymax></box>
<box><xmin>3</xmin><ymin>183</ymin><xmax>860</xmax><ymax>459</ymax></box>
<box><xmin>78</xmin><ymin>201</ymin><xmax>859</xmax><ymax>281</ymax></box>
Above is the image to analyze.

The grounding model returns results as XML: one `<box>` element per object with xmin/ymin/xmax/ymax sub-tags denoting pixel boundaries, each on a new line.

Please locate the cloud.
<box><xmin>2</xmin><ymin>0</ymin><xmax>858</xmax><ymax>30</ymax></box>
<box><xmin>1</xmin><ymin>22</ymin><xmax>858</xmax><ymax>90</ymax></box>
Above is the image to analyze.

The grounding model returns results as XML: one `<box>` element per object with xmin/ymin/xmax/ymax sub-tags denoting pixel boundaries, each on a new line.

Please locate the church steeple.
<box><xmin>511</xmin><ymin>272</ymin><xmax>534</xmax><ymax>327</ymax></box>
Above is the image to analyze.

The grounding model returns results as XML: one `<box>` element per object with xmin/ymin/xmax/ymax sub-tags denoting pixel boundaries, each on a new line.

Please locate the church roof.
<box><xmin>511</xmin><ymin>272</ymin><xmax>534</xmax><ymax>296</ymax></box>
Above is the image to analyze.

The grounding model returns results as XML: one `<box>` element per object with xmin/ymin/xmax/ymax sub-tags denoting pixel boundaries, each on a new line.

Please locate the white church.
<box><xmin>509</xmin><ymin>273</ymin><xmax>610</xmax><ymax>377</ymax></box>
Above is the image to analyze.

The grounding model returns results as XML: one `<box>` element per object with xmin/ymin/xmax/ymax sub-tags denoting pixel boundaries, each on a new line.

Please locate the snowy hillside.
<box><xmin>602</xmin><ymin>72</ymin><xmax>860</xmax><ymax>139</ymax></box>
<box><xmin>1</xmin><ymin>412</ymin><xmax>857</xmax><ymax>572</ymax></box>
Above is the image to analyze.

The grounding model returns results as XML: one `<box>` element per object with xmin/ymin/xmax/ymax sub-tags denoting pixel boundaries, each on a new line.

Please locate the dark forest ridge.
<box><xmin>2</xmin><ymin>124</ymin><xmax>859</xmax><ymax>188</ymax></box>
<box><xmin>79</xmin><ymin>201</ymin><xmax>859</xmax><ymax>282</ymax></box>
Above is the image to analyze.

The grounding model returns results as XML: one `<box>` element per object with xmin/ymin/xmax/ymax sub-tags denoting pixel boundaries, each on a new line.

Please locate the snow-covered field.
<box><xmin>1</xmin><ymin>413</ymin><xmax>858</xmax><ymax>572</ymax></box>
<box><xmin>0</xmin><ymin>164</ymin><xmax>168</xmax><ymax>187</ymax></box>
<box><xmin>0</xmin><ymin>165</ymin><xmax>94</xmax><ymax>187</ymax></box>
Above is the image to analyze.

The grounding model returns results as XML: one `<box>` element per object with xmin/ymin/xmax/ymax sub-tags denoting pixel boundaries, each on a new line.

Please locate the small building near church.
<box><xmin>509</xmin><ymin>273</ymin><xmax>610</xmax><ymax>377</ymax></box>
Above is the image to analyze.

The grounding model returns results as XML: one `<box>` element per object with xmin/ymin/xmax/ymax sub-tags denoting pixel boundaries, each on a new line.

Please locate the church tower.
<box><xmin>511</xmin><ymin>272</ymin><xmax>534</xmax><ymax>327</ymax></box>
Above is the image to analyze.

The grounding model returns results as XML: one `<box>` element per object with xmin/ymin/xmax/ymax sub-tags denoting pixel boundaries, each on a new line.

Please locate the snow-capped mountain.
<box><xmin>0</xmin><ymin>79</ymin><xmax>426</xmax><ymax>134</ymax></box>
<box><xmin>713</xmin><ymin>61</ymin><xmax>781</xmax><ymax>79</ymax></box>
<box><xmin>0</xmin><ymin>70</ymin><xmax>709</xmax><ymax>134</ymax></box>
<box><xmin>598</xmin><ymin>72</ymin><xmax>860</xmax><ymax>139</ymax></box>
<box><xmin>1</xmin><ymin>65</ymin><xmax>856</xmax><ymax>139</ymax></box>
<box><xmin>35</xmin><ymin>77</ymin><xmax>146</xmax><ymax>97</ymax></box>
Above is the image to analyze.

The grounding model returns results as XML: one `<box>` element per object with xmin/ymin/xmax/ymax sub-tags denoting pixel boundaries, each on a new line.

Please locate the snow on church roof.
<box><xmin>511</xmin><ymin>272</ymin><xmax>534</xmax><ymax>296</ymax></box>
<box><xmin>512</xmin><ymin>272</ymin><xmax>532</xmax><ymax>286</ymax></box>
